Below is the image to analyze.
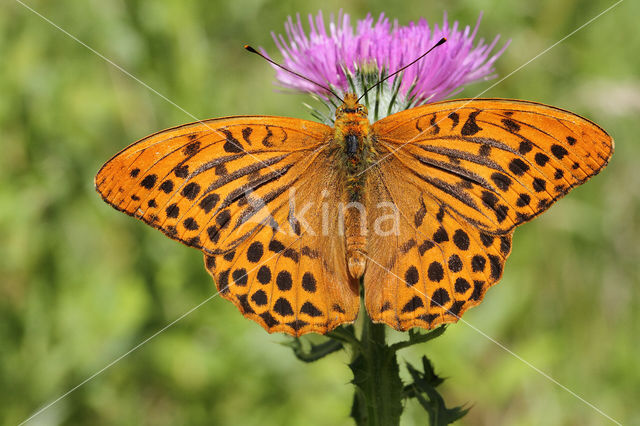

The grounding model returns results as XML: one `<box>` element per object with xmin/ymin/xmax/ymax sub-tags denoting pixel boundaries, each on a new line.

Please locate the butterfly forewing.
<box><xmin>373</xmin><ymin>99</ymin><xmax>612</xmax><ymax>232</ymax></box>
<box><xmin>364</xmin><ymin>99</ymin><xmax>612</xmax><ymax>329</ymax></box>
<box><xmin>96</xmin><ymin>116</ymin><xmax>359</xmax><ymax>336</ymax></box>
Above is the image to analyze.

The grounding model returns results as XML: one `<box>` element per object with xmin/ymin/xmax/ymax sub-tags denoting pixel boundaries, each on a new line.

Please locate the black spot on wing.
<box><xmin>490</xmin><ymin>172</ymin><xmax>512</xmax><ymax>191</ymax></box>
<box><xmin>509</xmin><ymin>158</ymin><xmax>529</xmax><ymax>176</ymax></box>
<box><xmin>432</xmin><ymin>227</ymin><xmax>449</xmax><ymax>243</ymax></box>
<box><xmin>429</xmin><ymin>114</ymin><xmax>440</xmax><ymax>134</ymax></box>
<box><xmin>448</xmin><ymin>255</ymin><xmax>463</xmax><ymax>272</ymax></box>
<box><xmin>447</xmin><ymin>300</ymin><xmax>465</xmax><ymax>317</ymax></box>
<box><xmin>479</xmin><ymin>233</ymin><xmax>494</xmax><ymax>247</ymax></box>
<box><xmin>502</xmin><ymin>118</ymin><xmax>520</xmax><ymax>133</ymax></box>
<box><xmin>183</xmin><ymin>141</ymin><xmax>200</xmax><ymax>157</ymax></box>
<box><xmin>274</xmin><ymin>298</ymin><xmax>294</xmax><ymax>316</ymax></box>
<box><xmin>401</xmin><ymin>296</ymin><xmax>424</xmax><ymax>313</ymax></box>
<box><xmin>166</xmin><ymin>203</ymin><xmax>179</xmax><ymax>218</ymax></box>
<box><xmin>260</xmin><ymin>311</ymin><xmax>279</xmax><ymax>327</ymax></box>
<box><xmin>535</xmin><ymin>153</ymin><xmax>550</xmax><ymax>167</ymax></box>
<box><xmin>461</xmin><ymin>111</ymin><xmax>482</xmax><ymax>136</ymax></box>
<box><xmin>447</xmin><ymin>112</ymin><xmax>459</xmax><ymax>129</ymax></box>
<box><xmin>220</xmin><ymin>129</ymin><xmax>244</xmax><ymax>153</ymax></box>
<box><xmin>215</xmin><ymin>164</ymin><xmax>227</xmax><ymax>176</ymax></box>
<box><xmin>469</xmin><ymin>280</ymin><xmax>484</xmax><ymax>301</ymax></box>
<box><xmin>427</xmin><ymin>262</ymin><xmax>444</xmax><ymax>282</ymax></box>
<box><xmin>518</xmin><ymin>140</ymin><xmax>533</xmax><ymax>155</ymax></box>
<box><xmin>252</xmin><ymin>290</ymin><xmax>268</xmax><ymax>306</ymax></box>
<box><xmin>419</xmin><ymin>240</ymin><xmax>434</xmax><ymax>256</ymax></box>
<box><xmin>160</xmin><ymin>180</ymin><xmax>174</xmax><ymax>193</ymax></box>
<box><xmin>478</xmin><ymin>144</ymin><xmax>491</xmax><ymax>157</ymax></box>
<box><xmin>247</xmin><ymin>241</ymin><xmax>264</xmax><ymax>263</ymax></box>
<box><xmin>276</xmin><ymin>271</ymin><xmax>293</xmax><ymax>291</ymax></box>
<box><xmin>454</xmin><ymin>277</ymin><xmax>470</xmax><ymax>294</ymax></box>
<box><xmin>452</xmin><ymin>229</ymin><xmax>470</xmax><ymax>250</ymax></box>
<box><xmin>405</xmin><ymin>266</ymin><xmax>419</xmax><ymax>287</ymax></box>
<box><xmin>140</xmin><ymin>174</ymin><xmax>157</xmax><ymax>189</ymax></box>
<box><xmin>217</xmin><ymin>269</ymin><xmax>230</xmax><ymax>294</ymax></box>
<box><xmin>199</xmin><ymin>193</ymin><xmax>220</xmax><ymax>213</ymax></box>
<box><xmin>287</xmin><ymin>320</ymin><xmax>309</xmax><ymax>332</ymax></box>
<box><xmin>183</xmin><ymin>217</ymin><xmax>199</xmax><ymax>230</ymax></box>
<box><xmin>551</xmin><ymin>144</ymin><xmax>569</xmax><ymax>160</ymax></box>
<box><xmin>262</xmin><ymin>126</ymin><xmax>274</xmax><ymax>147</ymax></box>
<box><xmin>241</xmin><ymin>127</ymin><xmax>253</xmax><ymax>145</ymax></box>
<box><xmin>399</xmin><ymin>239</ymin><xmax>417</xmax><ymax>254</ymax></box>
<box><xmin>232</xmin><ymin>269</ymin><xmax>248</xmax><ymax>287</ymax></box>
<box><xmin>532</xmin><ymin>178</ymin><xmax>546</xmax><ymax>192</ymax></box>
<box><xmin>257</xmin><ymin>265</ymin><xmax>271</xmax><ymax>284</ymax></box>
<box><xmin>554</xmin><ymin>169</ymin><xmax>564</xmax><ymax>180</ymax></box>
<box><xmin>302</xmin><ymin>272</ymin><xmax>317</xmax><ymax>292</ymax></box>
<box><xmin>516</xmin><ymin>193</ymin><xmax>531</xmax><ymax>207</ymax></box>
<box><xmin>414</xmin><ymin>197</ymin><xmax>427</xmax><ymax>227</ymax></box>
<box><xmin>174</xmin><ymin>165</ymin><xmax>189</xmax><ymax>178</ymax></box>
<box><xmin>181</xmin><ymin>182</ymin><xmax>201</xmax><ymax>200</ymax></box>
<box><xmin>269</xmin><ymin>240</ymin><xmax>285</xmax><ymax>253</ymax></box>
<box><xmin>300</xmin><ymin>302</ymin><xmax>323</xmax><ymax>317</ymax></box>
<box><xmin>430</xmin><ymin>288</ymin><xmax>450</xmax><ymax>307</ymax></box>
<box><xmin>471</xmin><ymin>255</ymin><xmax>486</xmax><ymax>272</ymax></box>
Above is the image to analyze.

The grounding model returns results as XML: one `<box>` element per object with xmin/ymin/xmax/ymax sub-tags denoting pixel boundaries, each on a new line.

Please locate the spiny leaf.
<box><xmin>404</xmin><ymin>356</ymin><xmax>470</xmax><ymax>426</ymax></box>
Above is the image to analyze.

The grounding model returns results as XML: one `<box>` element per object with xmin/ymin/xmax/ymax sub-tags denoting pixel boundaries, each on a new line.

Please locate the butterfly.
<box><xmin>95</xmin><ymin>92</ymin><xmax>613</xmax><ymax>336</ymax></box>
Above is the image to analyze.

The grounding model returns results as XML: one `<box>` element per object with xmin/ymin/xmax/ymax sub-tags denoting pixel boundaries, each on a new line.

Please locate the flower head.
<box><xmin>266</xmin><ymin>11</ymin><xmax>509</xmax><ymax>122</ymax></box>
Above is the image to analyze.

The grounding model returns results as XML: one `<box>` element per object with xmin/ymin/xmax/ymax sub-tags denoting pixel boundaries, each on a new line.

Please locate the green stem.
<box><xmin>288</xmin><ymin>286</ymin><xmax>464</xmax><ymax>425</ymax></box>
<box><xmin>350</xmin><ymin>307</ymin><xmax>403</xmax><ymax>426</ymax></box>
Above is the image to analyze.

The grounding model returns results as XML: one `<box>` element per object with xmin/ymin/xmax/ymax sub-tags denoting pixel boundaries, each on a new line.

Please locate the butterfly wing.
<box><xmin>364</xmin><ymin>99</ymin><xmax>613</xmax><ymax>330</ymax></box>
<box><xmin>96</xmin><ymin>116</ymin><xmax>359</xmax><ymax>336</ymax></box>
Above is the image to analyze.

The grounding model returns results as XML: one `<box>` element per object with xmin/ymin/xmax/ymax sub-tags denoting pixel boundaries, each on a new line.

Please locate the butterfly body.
<box><xmin>331</xmin><ymin>93</ymin><xmax>377</xmax><ymax>278</ymax></box>
<box><xmin>96</xmin><ymin>96</ymin><xmax>612</xmax><ymax>336</ymax></box>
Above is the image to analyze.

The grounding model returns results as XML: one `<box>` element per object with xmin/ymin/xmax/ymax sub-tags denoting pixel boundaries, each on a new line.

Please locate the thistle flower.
<box><xmin>266</xmin><ymin>11</ymin><xmax>509</xmax><ymax>122</ymax></box>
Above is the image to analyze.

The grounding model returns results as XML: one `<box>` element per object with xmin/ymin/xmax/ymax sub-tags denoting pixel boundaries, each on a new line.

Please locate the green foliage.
<box><xmin>390</xmin><ymin>327</ymin><xmax>447</xmax><ymax>353</ymax></box>
<box><xmin>1</xmin><ymin>1</ymin><xmax>639</xmax><ymax>425</ymax></box>
<box><xmin>285</xmin><ymin>336</ymin><xmax>344</xmax><ymax>363</ymax></box>
<box><xmin>404</xmin><ymin>357</ymin><xmax>469</xmax><ymax>426</ymax></box>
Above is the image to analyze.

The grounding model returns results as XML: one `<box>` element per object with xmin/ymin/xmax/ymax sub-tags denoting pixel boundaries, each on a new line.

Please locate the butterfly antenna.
<box><xmin>357</xmin><ymin>37</ymin><xmax>447</xmax><ymax>103</ymax></box>
<box><xmin>244</xmin><ymin>45</ymin><xmax>344</xmax><ymax>103</ymax></box>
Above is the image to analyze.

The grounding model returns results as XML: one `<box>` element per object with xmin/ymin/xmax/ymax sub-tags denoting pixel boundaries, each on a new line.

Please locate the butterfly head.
<box><xmin>335</xmin><ymin>93</ymin><xmax>368</xmax><ymax>121</ymax></box>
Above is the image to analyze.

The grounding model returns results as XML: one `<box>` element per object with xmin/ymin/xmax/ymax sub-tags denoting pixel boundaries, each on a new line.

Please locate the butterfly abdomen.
<box><xmin>333</xmin><ymin>108</ymin><xmax>377</xmax><ymax>279</ymax></box>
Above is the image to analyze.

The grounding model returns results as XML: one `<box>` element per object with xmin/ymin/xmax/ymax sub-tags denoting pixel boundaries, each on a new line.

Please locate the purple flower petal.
<box><xmin>265</xmin><ymin>11</ymin><xmax>509</xmax><ymax>104</ymax></box>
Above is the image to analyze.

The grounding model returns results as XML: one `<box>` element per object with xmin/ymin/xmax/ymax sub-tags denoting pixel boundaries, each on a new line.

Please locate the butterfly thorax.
<box><xmin>332</xmin><ymin>93</ymin><xmax>378</xmax><ymax>279</ymax></box>
<box><xmin>333</xmin><ymin>93</ymin><xmax>377</xmax><ymax>202</ymax></box>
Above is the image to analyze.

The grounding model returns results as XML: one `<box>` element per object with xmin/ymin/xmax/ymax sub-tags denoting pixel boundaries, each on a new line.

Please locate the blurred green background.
<box><xmin>2</xmin><ymin>0</ymin><xmax>638</xmax><ymax>425</ymax></box>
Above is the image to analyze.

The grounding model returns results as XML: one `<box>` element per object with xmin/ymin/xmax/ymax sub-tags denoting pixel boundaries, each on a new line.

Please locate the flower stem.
<box><xmin>349</xmin><ymin>306</ymin><xmax>403</xmax><ymax>426</ymax></box>
<box><xmin>289</xmin><ymin>287</ymin><xmax>466</xmax><ymax>425</ymax></box>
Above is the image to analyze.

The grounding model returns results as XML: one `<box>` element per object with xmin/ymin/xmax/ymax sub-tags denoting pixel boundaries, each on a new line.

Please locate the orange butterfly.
<box><xmin>96</xmin><ymin>90</ymin><xmax>613</xmax><ymax>336</ymax></box>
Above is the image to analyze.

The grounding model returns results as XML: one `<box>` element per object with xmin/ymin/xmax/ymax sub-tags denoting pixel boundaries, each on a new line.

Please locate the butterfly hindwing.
<box><xmin>202</xmin><ymin>149</ymin><xmax>360</xmax><ymax>335</ymax></box>
<box><xmin>364</xmin><ymin>163</ymin><xmax>512</xmax><ymax>330</ymax></box>
<box><xmin>96</xmin><ymin>116</ymin><xmax>359</xmax><ymax>336</ymax></box>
